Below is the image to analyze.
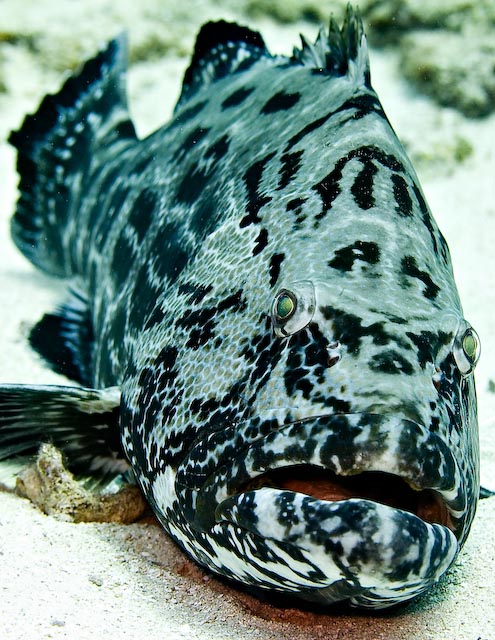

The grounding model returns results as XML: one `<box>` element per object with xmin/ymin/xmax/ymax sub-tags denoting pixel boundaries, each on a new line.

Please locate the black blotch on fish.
<box><xmin>149</xmin><ymin>221</ymin><xmax>189</xmax><ymax>285</ymax></box>
<box><xmin>221</xmin><ymin>86</ymin><xmax>255</xmax><ymax>109</ymax></box>
<box><xmin>351</xmin><ymin>161</ymin><xmax>377</xmax><ymax>210</ymax></box>
<box><xmin>240</xmin><ymin>152</ymin><xmax>276</xmax><ymax>227</ymax></box>
<box><xmin>278</xmin><ymin>150</ymin><xmax>303</xmax><ymax>190</ymax></box>
<box><xmin>261</xmin><ymin>91</ymin><xmax>301</xmax><ymax>114</ymax></box>
<box><xmin>171</xmin><ymin>100</ymin><xmax>208</xmax><ymax>127</ymax></box>
<box><xmin>174</xmin><ymin>126</ymin><xmax>211</xmax><ymax>162</ymax></box>
<box><xmin>269</xmin><ymin>252</ymin><xmax>285</xmax><ymax>287</ymax></box>
<box><xmin>128</xmin><ymin>188</ymin><xmax>158</xmax><ymax>243</ymax></box>
<box><xmin>176</xmin><ymin>164</ymin><xmax>210</xmax><ymax>205</ymax></box>
<box><xmin>205</xmin><ymin>134</ymin><xmax>231</xmax><ymax>162</ymax></box>
<box><xmin>406</xmin><ymin>330</ymin><xmax>452</xmax><ymax>368</ymax></box>
<box><xmin>321</xmin><ymin>308</ymin><xmax>396</xmax><ymax>356</ymax></box>
<box><xmin>401</xmin><ymin>256</ymin><xmax>440</xmax><ymax>300</ymax></box>
<box><xmin>392</xmin><ymin>174</ymin><xmax>413</xmax><ymax>217</ymax></box>
<box><xmin>368</xmin><ymin>350</ymin><xmax>414</xmax><ymax>375</ymax></box>
<box><xmin>253</xmin><ymin>228</ymin><xmax>269</xmax><ymax>256</ymax></box>
<box><xmin>286</xmin><ymin>197</ymin><xmax>307</xmax><ymax>230</ymax></box>
<box><xmin>111</xmin><ymin>229</ymin><xmax>135</xmax><ymax>285</ymax></box>
<box><xmin>329</xmin><ymin>241</ymin><xmax>380</xmax><ymax>272</ymax></box>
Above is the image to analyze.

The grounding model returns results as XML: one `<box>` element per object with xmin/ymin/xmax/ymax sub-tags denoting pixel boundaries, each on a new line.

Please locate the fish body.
<box><xmin>0</xmin><ymin>8</ymin><xmax>481</xmax><ymax>609</ymax></box>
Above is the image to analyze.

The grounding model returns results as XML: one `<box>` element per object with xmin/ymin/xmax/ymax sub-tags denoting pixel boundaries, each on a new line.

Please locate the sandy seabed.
<box><xmin>0</xmin><ymin>1</ymin><xmax>494</xmax><ymax>638</ymax></box>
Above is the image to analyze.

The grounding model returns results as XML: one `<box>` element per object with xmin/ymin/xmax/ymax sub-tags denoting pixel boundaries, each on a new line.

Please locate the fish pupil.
<box><xmin>463</xmin><ymin>331</ymin><xmax>478</xmax><ymax>361</ymax></box>
<box><xmin>276</xmin><ymin>292</ymin><xmax>296</xmax><ymax>321</ymax></box>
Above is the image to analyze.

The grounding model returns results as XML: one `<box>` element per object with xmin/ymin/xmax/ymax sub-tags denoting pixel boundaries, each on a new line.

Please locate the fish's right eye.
<box><xmin>453</xmin><ymin>323</ymin><xmax>480</xmax><ymax>377</ymax></box>
<box><xmin>271</xmin><ymin>281</ymin><xmax>316</xmax><ymax>338</ymax></box>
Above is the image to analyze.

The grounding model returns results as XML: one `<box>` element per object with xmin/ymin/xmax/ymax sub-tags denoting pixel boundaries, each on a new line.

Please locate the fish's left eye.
<box><xmin>271</xmin><ymin>281</ymin><xmax>316</xmax><ymax>338</ymax></box>
<box><xmin>453</xmin><ymin>324</ymin><xmax>480</xmax><ymax>376</ymax></box>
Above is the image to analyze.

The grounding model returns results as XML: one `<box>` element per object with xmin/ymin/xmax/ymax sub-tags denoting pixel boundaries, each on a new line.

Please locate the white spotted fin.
<box><xmin>9</xmin><ymin>35</ymin><xmax>136</xmax><ymax>277</ymax></box>
<box><xmin>176</xmin><ymin>20</ymin><xmax>270</xmax><ymax>109</ymax></box>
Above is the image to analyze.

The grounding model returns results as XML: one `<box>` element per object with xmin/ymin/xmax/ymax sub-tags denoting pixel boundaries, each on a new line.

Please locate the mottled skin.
<box><xmin>2</xmin><ymin>8</ymin><xmax>480</xmax><ymax>608</ymax></box>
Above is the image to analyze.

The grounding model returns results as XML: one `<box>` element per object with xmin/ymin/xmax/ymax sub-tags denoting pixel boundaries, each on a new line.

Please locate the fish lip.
<box><xmin>214</xmin><ymin>488</ymin><xmax>459</xmax><ymax>606</ymax></box>
<box><xmin>177</xmin><ymin>411</ymin><xmax>465</xmax><ymax>535</ymax></box>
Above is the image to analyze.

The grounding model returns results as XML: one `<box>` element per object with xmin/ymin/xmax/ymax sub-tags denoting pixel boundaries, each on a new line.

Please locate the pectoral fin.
<box><xmin>0</xmin><ymin>384</ymin><xmax>127</xmax><ymax>480</ymax></box>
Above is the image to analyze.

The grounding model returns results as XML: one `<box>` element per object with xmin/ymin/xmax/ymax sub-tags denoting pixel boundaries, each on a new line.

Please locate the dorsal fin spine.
<box><xmin>292</xmin><ymin>5</ymin><xmax>370</xmax><ymax>87</ymax></box>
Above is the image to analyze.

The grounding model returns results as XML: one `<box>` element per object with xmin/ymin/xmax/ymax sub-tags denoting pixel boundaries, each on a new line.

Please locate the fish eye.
<box><xmin>274</xmin><ymin>291</ymin><xmax>296</xmax><ymax>322</ymax></box>
<box><xmin>453</xmin><ymin>324</ymin><xmax>480</xmax><ymax>376</ymax></box>
<box><xmin>271</xmin><ymin>281</ymin><xmax>316</xmax><ymax>338</ymax></box>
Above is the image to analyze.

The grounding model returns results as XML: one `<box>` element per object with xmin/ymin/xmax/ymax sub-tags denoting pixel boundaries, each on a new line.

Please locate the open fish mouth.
<box><xmin>175</xmin><ymin>412</ymin><xmax>463</xmax><ymax>606</ymax></box>
<box><xmin>179</xmin><ymin>411</ymin><xmax>464</xmax><ymax>534</ymax></box>
<box><xmin>234</xmin><ymin>466</ymin><xmax>453</xmax><ymax>531</ymax></box>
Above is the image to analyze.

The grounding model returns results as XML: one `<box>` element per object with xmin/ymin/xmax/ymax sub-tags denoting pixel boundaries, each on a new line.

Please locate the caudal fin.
<box><xmin>9</xmin><ymin>35</ymin><xmax>137</xmax><ymax>277</ymax></box>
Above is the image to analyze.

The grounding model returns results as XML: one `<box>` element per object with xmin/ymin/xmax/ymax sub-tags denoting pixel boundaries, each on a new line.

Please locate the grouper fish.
<box><xmin>0</xmin><ymin>6</ymin><xmax>482</xmax><ymax>609</ymax></box>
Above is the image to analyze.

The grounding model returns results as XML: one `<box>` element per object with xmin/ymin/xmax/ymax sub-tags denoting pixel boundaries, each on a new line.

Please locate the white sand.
<box><xmin>0</xmin><ymin>2</ymin><xmax>494</xmax><ymax>638</ymax></box>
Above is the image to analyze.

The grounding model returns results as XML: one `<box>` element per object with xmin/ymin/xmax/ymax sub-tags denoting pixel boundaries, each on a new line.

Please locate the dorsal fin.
<box><xmin>292</xmin><ymin>5</ymin><xmax>370</xmax><ymax>87</ymax></box>
<box><xmin>176</xmin><ymin>20</ymin><xmax>270</xmax><ymax>109</ymax></box>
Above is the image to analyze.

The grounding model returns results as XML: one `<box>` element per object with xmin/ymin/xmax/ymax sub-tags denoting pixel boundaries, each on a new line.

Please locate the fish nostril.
<box><xmin>432</xmin><ymin>368</ymin><xmax>442</xmax><ymax>391</ymax></box>
<box><xmin>327</xmin><ymin>355</ymin><xmax>340</xmax><ymax>367</ymax></box>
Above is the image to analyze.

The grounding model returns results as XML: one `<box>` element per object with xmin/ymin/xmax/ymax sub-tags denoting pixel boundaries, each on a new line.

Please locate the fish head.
<box><xmin>171</xmin><ymin>262</ymin><xmax>480</xmax><ymax>607</ymax></box>
<box><xmin>139</xmin><ymin>121</ymin><xmax>482</xmax><ymax>610</ymax></box>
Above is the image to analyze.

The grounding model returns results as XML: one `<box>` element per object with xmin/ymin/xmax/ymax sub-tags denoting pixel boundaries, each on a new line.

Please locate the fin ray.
<box><xmin>0</xmin><ymin>384</ymin><xmax>126</xmax><ymax>480</ymax></box>
<box><xmin>29</xmin><ymin>285</ymin><xmax>94</xmax><ymax>386</ymax></box>
<box><xmin>9</xmin><ymin>35</ymin><xmax>137</xmax><ymax>277</ymax></box>
<box><xmin>292</xmin><ymin>5</ymin><xmax>370</xmax><ymax>86</ymax></box>
<box><xmin>176</xmin><ymin>20</ymin><xmax>270</xmax><ymax>109</ymax></box>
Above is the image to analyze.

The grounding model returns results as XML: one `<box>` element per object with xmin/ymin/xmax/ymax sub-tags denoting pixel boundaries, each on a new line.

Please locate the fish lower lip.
<box><xmin>214</xmin><ymin>487</ymin><xmax>458</xmax><ymax>606</ymax></box>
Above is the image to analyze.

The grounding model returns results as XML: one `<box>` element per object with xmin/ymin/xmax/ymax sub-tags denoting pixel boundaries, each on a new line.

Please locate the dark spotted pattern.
<box><xmin>240</xmin><ymin>152</ymin><xmax>276</xmax><ymax>227</ymax></box>
<box><xmin>392</xmin><ymin>174</ymin><xmax>413</xmax><ymax>217</ymax></box>
<box><xmin>252</xmin><ymin>228</ymin><xmax>269</xmax><ymax>256</ymax></box>
<box><xmin>368</xmin><ymin>350</ymin><xmax>414</xmax><ymax>375</ymax></box>
<box><xmin>127</xmin><ymin>188</ymin><xmax>158</xmax><ymax>243</ymax></box>
<box><xmin>313</xmin><ymin>145</ymin><xmax>404</xmax><ymax>225</ymax></box>
<box><xmin>321</xmin><ymin>308</ymin><xmax>398</xmax><ymax>357</ymax></box>
<box><xmin>269</xmin><ymin>252</ymin><xmax>284</xmax><ymax>287</ymax></box>
<box><xmin>328</xmin><ymin>241</ymin><xmax>380</xmax><ymax>272</ymax></box>
<box><xmin>278</xmin><ymin>150</ymin><xmax>303</xmax><ymax>190</ymax></box>
<box><xmin>284</xmin><ymin>324</ymin><xmax>330</xmax><ymax>399</ymax></box>
<box><xmin>406</xmin><ymin>330</ymin><xmax>451</xmax><ymax>368</ymax></box>
<box><xmin>221</xmin><ymin>86</ymin><xmax>255</xmax><ymax>109</ymax></box>
<box><xmin>351</xmin><ymin>162</ymin><xmax>377</xmax><ymax>209</ymax></box>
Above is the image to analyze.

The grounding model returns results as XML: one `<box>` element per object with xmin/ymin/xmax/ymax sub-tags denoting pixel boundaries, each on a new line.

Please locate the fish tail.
<box><xmin>0</xmin><ymin>384</ymin><xmax>127</xmax><ymax>481</ymax></box>
<box><xmin>8</xmin><ymin>35</ymin><xmax>137</xmax><ymax>277</ymax></box>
